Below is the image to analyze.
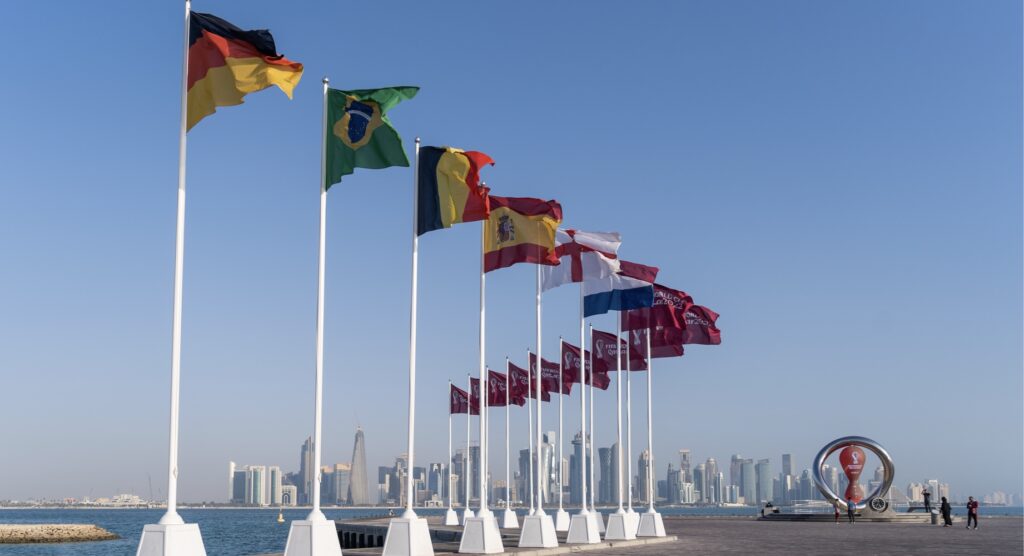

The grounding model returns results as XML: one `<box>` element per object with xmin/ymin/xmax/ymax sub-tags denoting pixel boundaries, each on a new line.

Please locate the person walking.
<box><xmin>940</xmin><ymin>496</ymin><xmax>952</xmax><ymax>527</ymax></box>
<box><xmin>966</xmin><ymin>496</ymin><xmax>979</xmax><ymax>529</ymax></box>
<box><xmin>923</xmin><ymin>488</ymin><xmax>932</xmax><ymax>512</ymax></box>
<box><xmin>846</xmin><ymin>497</ymin><xmax>856</xmax><ymax>524</ymax></box>
<box><xmin>834</xmin><ymin>502</ymin><xmax>841</xmax><ymax>524</ymax></box>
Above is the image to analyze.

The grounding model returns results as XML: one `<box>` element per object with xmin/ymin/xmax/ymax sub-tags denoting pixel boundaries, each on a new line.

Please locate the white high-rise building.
<box><xmin>246</xmin><ymin>465</ymin><xmax>267</xmax><ymax>506</ymax></box>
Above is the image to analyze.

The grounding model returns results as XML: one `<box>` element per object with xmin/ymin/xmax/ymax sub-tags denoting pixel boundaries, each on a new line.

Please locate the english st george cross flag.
<box><xmin>540</xmin><ymin>229</ymin><xmax>621</xmax><ymax>291</ymax></box>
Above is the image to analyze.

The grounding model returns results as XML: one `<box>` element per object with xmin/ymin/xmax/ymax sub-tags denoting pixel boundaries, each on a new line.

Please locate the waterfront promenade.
<box><xmin>302</xmin><ymin>515</ymin><xmax>1023</xmax><ymax>556</ymax></box>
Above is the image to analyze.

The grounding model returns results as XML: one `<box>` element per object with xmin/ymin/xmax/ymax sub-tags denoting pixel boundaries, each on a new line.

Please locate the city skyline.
<box><xmin>1</xmin><ymin>0</ymin><xmax>1020</xmax><ymax>505</ymax></box>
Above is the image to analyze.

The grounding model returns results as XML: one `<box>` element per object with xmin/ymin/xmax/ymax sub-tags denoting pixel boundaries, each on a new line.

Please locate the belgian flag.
<box><xmin>417</xmin><ymin>146</ymin><xmax>494</xmax><ymax>236</ymax></box>
<box><xmin>187</xmin><ymin>12</ymin><xmax>303</xmax><ymax>130</ymax></box>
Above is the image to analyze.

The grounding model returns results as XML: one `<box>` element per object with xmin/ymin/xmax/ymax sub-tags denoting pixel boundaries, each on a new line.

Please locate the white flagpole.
<box><xmin>626</xmin><ymin>334</ymin><xmax>633</xmax><ymax>514</ymax></box>
<box><xmin>557</xmin><ymin>337</ymin><xmax>564</xmax><ymax>513</ymax></box>
<box><xmin>535</xmin><ymin>265</ymin><xmax>546</xmax><ymax>516</ymax></box>
<box><xmin>577</xmin><ymin>284</ymin><xmax>589</xmax><ymax>515</ymax></box>
<box><xmin>400</xmin><ymin>138</ymin><xmax>422</xmax><ymax>518</ymax></box>
<box><xmin>588</xmin><ymin>324</ymin><xmax>596</xmax><ymax>513</ymax></box>
<box><xmin>305</xmin><ymin>77</ymin><xmax>332</xmax><ymax>523</ymax></box>
<box><xmin>478</xmin><ymin>220</ymin><xmax>490</xmax><ymax>517</ymax></box>
<box><xmin>615</xmin><ymin>316</ymin><xmax>623</xmax><ymax>511</ymax></box>
<box><xmin>505</xmin><ymin>360</ymin><xmax>511</xmax><ymax>507</ymax></box>
<box><xmin>645</xmin><ymin>332</ymin><xmax>655</xmax><ymax>513</ymax></box>
<box><xmin>527</xmin><ymin>348</ymin><xmax>535</xmax><ymax>515</ymax></box>
<box><xmin>449</xmin><ymin>381</ymin><xmax>454</xmax><ymax>511</ymax></box>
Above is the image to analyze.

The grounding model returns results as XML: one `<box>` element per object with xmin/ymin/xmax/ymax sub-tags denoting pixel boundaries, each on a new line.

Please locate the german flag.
<box><xmin>483</xmin><ymin>196</ymin><xmax>562</xmax><ymax>272</ymax></box>
<box><xmin>187</xmin><ymin>12</ymin><xmax>303</xmax><ymax>130</ymax></box>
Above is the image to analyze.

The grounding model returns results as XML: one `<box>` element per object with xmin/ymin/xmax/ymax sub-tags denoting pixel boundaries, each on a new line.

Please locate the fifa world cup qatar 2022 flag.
<box><xmin>530</xmin><ymin>353</ymin><xmax>572</xmax><ymax>395</ymax></box>
<box><xmin>591</xmin><ymin>328</ymin><xmax>647</xmax><ymax>373</ymax></box>
<box><xmin>622</xmin><ymin>283</ymin><xmax>694</xmax><ymax>332</ymax></box>
<box><xmin>509</xmin><ymin>361</ymin><xmax>551</xmax><ymax>403</ymax></box>
<box><xmin>541</xmin><ymin>229</ymin><xmax>621</xmax><ymax>291</ymax></box>
<box><xmin>583</xmin><ymin>260</ymin><xmax>659</xmax><ymax>318</ymax></box>
<box><xmin>418</xmin><ymin>147</ymin><xmax>494</xmax><ymax>235</ymax></box>
<box><xmin>325</xmin><ymin>86</ymin><xmax>419</xmax><ymax>187</ymax></box>
<box><xmin>186</xmin><ymin>11</ymin><xmax>304</xmax><ymax>130</ymax></box>
<box><xmin>561</xmin><ymin>341</ymin><xmax>610</xmax><ymax>390</ymax></box>
<box><xmin>483</xmin><ymin>196</ymin><xmax>562</xmax><ymax>272</ymax></box>
<box><xmin>679</xmin><ymin>305</ymin><xmax>722</xmax><ymax>345</ymax></box>
<box><xmin>450</xmin><ymin>384</ymin><xmax>479</xmax><ymax>415</ymax></box>
<box><xmin>488</xmin><ymin>370</ymin><xmax>508</xmax><ymax>407</ymax></box>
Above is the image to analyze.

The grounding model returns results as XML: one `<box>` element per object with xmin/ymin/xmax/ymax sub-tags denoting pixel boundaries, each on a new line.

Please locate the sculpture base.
<box><xmin>636</xmin><ymin>511</ymin><xmax>665</xmax><ymax>537</ymax></box>
<box><xmin>501</xmin><ymin>509</ymin><xmax>519</xmax><ymax>529</ymax></box>
<box><xmin>566</xmin><ymin>512</ymin><xmax>601</xmax><ymax>544</ymax></box>
<box><xmin>458</xmin><ymin>515</ymin><xmax>504</xmax><ymax>554</ymax></box>
<box><xmin>554</xmin><ymin>509</ymin><xmax>570</xmax><ymax>532</ymax></box>
<box><xmin>283</xmin><ymin>520</ymin><xmax>342</xmax><ymax>556</ymax></box>
<box><xmin>444</xmin><ymin>509</ymin><xmax>460</xmax><ymax>526</ymax></box>
<box><xmin>517</xmin><ymin>514</ymin><xmax>557</xmax><ymax>548</ymax></box>
<box><xmin>137</xmin><ymin>523</ymin><xmax>207</xmax><ymax>556</ymax></box>
<box><xmin>381</xmin><ymin>516</ymin><xmax>434</xmax><ymax>556</ymax></box>
<box><xmin>604</xmin><ymin>512</ymin><xmax>636</xmax><ymax>541</ymax></box>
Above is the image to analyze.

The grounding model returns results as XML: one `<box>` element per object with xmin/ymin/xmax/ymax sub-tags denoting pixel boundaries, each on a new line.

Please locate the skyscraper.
<box><xmin>299</xmin><ymin>437</ymin><xmax>314</xmax><ymax>505</ymax></box>
<box><xmin>269</xmin><ymin>466</ymin><xmax>282</xmax><ymax>506</ymax></box>
<box><xmin>730</xmin><ymin>454</ymin><xmax>744</xmax><ymax>492</ymax></box>
<box><xmin>679</xmin><ymin>449</ymin><xmax>692</xmax><ymax>483</ymax></box>
<box><xmin>693</xmin><ymin>463</ymin><xmax>706</xmax><ymax>503</ymax></box>
<box><xmin>598</xmin><ymin>447</ymin><xmax>613</xmax><ymax>504</ymax></box>
<box><xmin>755</xmin><ymin>459</ymin><xmax>772</xmax><ymax>504</ymax></box>
<box><xmin>782</xmin><ymin>453</ymin><xmax>794</xmax><ymax>477</ymax></box>
<box><xmin>570</xmin><ymin>431</ymin><xmax>592</xmax><ymax>505</ymax></box>
<box><xmin>666</xmin><ymin>463</ymin><xmax>680</xmax><ymax>504</ymax></box>
<box><xmin>230</xmin><ymin>462</ymin><xmax>246</xmax><ymax>504</ymax></box>
<box><xmin>637</xmin><ymin>449</ymin><xmax>652</xmax><ymax>505</ymax></box>
<box><xmin>741</xmin><ymin>460</ymin><xmax>756</xmax><ymax>505</ymax></box>
<box><xmin>348</xmin><ymin>427</ymin><xmax>369</xmax><ymax>505</ymax></box>
<box><xmin>705</xmin><ymin>458</ymin><xmax>719</xmax><ymax>503</ymax></box>
<box><xmin>246</xmin><ymin>465</ymin><xmax>267</xmax><ymax>506</ymax></box>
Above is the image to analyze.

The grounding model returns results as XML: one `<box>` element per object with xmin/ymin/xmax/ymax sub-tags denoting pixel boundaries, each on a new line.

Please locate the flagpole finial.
<box><xmin>415</xmin><ymin>136</ymin><xmax>421</xmax><ymax>144</ymax></box>
<box><xmin>322</xmin><ymin>76</ymin><xmax>329</xmax><ymax>85</ymax></box>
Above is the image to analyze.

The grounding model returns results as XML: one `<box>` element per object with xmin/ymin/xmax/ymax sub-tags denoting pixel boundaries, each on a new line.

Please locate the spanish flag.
<box><xmin>417</xmin><ymin>146</ymin><xmax>494</xmax><ymax>236</ymax></box>
<box><xmin>483</xmin><ymin>196</ymin><xmax>562</xmax><ymax>273</ymax></box>
<box><xmin>187</xmin><ymin>12</ymin><xmax>304</xmax><ymax>130</ymax></box>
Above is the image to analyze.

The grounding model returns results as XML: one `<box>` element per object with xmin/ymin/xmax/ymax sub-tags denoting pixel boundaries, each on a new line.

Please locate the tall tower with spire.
<box><xmin>347</xmin><ymin>427</ymin><xmax>369</xmax><ymax>505</ymax></box>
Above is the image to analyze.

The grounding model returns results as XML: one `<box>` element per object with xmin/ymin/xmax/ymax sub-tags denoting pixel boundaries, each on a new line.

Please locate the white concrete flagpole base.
<box><xmin>136</xmin><ymin>523</ymin><xmax>206</xmax><ymax>556</ymax></box>
<box><xmin>635</xmin><ymin>511</ymin><xmax>666</xmax><ymax>537</ymax></box>
<box><xmin>444</xmin><ymin>509</ymin><xmax>460</xmax><ymax>526</ymax></box>
<box><xmin>460</xmin><ymin>508</ymin><xmax>475</xmax><ymax>525</ymax></box>
<box><xmin>624</xmin><ymin>508</ymin><xmax>639</xmax><ymax>533</ymax></box>
<box><xmin>381</xmin><ymin>515</ymin><xmax>434</xmax><ymax>556</ymax></box>
<box><xmin>501</xmin><ymin>509</ymin><xmax>519</xmax><ymax>529</ymax></box>
<box><xmin>565</xmin><ymin>512</ymin><xmax>600</xmax><ymax>544</ymax></box>
<box><xmin>283</xmin><ymin>519</ymin><xmax>343</xmax><ymax>556</ymax></box>
<box><xmin>517</xmin><ymin>513</ymin><xmax>557</xmax><ymax>548</ymax></box>
<box><xmin>553</xmin><ymin>508</ymin><xmax>570</xmax><ymax>531</ymax></box>
<box><xmin>458</xmin><ymin>514</ymin><xmax>504</xmax><ymax>554</ymax></box>
<box><xmin>595</xmin><ymin>511</ymin><xmax>606</xmax><ymax>534</ymax></box>
<box><xmin>603</xmin><ymin>510</ymin><xmax>636</xmax><ymax>541</ymax></box>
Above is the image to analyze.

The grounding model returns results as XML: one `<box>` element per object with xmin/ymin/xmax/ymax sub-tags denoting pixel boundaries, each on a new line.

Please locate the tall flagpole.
<box><xmin>465</xmin><ymin>373</ymin><xmax>474</xmax><ymax>519</ymax></box>
<box><xmin>626</xmin><ymin>334</ymin><xmax>634</xmax><ymax>515</ymax></box>
<box><xmin>158</xmin><ymin>0</ymin><xmax>192</xmax><ymax>527</ymax></box>
<box><xmin>577</xmin><ymin>284</ymin><xmax>589</xmax><ymax>515</ymax></box>
<box><xmin>478</xmin><ymin>220</ymin><xmax>490</xmax><ymax>517</ymax></box>
<box><xmin>558</xmin><ymin>338</ymin><xmax>565</xmax><ymax>512</ymax></box>
<box><xmin>449</xmin><ymin>381</ymin><xmax>454</xmax><ymax>511</ymax></box>
<box><xmin>306</xmin><ymin>77</ymin><xmax>332</xmax><ymax>522</ymax></box>
<box><xmin>588</xmin><ymin>325</ymin><xmax>596</xmax><ymax>513</ymax></box>
<box><xmin>615</xmin><ymin>316</ymin><xmax>624</xmax><ymax>512</ymax></box>
<box><xmin>401</xmin><ymin>138</ymin><xmax>422</xmax><ymax>518</ymax></box>
<box><xmin>527</xmin><ymin>348</ymin><xmax>535</xmax><ymax>515</ymax></box>
<box><xmin>535</xmin><ymin>265</ymin><xmax>546</xmax><ymax>515</ymax></box>
<box><xmin>644</xmin><ymin>332</ymin><xmax>655</xmax><ymax>513</ymax></box>
<box><xmin>505</xmin><ymin>361</ymin><xmax>511</xmax><ymax>507</ymax></box>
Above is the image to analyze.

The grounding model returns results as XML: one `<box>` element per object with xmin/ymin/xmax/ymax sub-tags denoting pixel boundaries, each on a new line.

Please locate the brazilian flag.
<box><xmin>326</xmin><ymin>87</ymin><xmax>419</xmax><ymax>188</ymax></box>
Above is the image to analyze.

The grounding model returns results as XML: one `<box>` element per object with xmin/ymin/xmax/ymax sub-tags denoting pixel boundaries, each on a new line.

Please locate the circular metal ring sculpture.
<box><xmin>812</xmin><ymin>436</ymin><xmax>894</xmax><ymax>511</ymax></box>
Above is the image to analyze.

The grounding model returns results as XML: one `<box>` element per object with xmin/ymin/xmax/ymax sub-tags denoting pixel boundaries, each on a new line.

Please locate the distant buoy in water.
<box><xmin>277</xmin><ymin>510</ymin><xmax>285</xmax><ymax>523</ymax></box>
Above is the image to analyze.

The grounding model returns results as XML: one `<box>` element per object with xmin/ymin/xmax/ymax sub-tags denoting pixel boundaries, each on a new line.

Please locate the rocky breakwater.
<box><xmin>0</xmin><ymin>524</ymin><xmax>120</xmax><ymax>543</ymax></box>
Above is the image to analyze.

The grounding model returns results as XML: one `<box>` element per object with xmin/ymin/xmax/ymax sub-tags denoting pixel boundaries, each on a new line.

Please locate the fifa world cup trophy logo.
<box><xmin>839</xmin><ymin>446</ymin><xmax>866</xmax><ymax>503</ymax></box>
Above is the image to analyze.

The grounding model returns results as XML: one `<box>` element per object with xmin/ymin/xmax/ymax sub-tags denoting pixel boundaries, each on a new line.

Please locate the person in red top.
<box><xmin>966</xmin><ymin>496</ymin><xmax>979</xmax><ymax>529</ymax></box>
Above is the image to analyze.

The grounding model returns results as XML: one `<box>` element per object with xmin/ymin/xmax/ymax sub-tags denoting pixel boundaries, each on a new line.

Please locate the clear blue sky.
<box><xmin>0</xmin><ymin>0</ymin><xmax>1020</xmax><ymax>503</ymax></box>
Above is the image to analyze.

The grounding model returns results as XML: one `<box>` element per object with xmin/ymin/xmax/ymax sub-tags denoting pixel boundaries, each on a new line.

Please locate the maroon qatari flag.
<box><xmin>450</xmin><ymin>384</ymin><xmax>479</xmax><ymax>415</ymax></box>
<box><xmin>509</xmin><ymin>361</ymin><xmax>551</xmax><ymax>403</ymax></box>
<box><xmin>531</xmin><ymin>352</ymin><xmax>572</xmax><ymax>395</ymax></box>
<box><xmin>470</xmin><ymin>377</ymin><xmax>482</xmax><ymax>410</ymax></box>
<box><xmin>622</xmin><ymin>283</ymin><xmax>694</xmax><ymax>333</ymax></box>
<box><xmin>561</xmin><ymin>341</ymin><xmax>610</xmax><ymax>390</ymax></box>
<box><xmin>680</xmin><ymin>305</ymin><xmax>722</xmax><ymax>345</ymax></box>
<box><xmin>488</xmin><ymin>370</ymin><xmax>508</xmax><ymax>407</ymax></box>
<box><xmin>591</xmin><ymin>329</ymin><xmax>648</xmax><ymax>373</ymax></box>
